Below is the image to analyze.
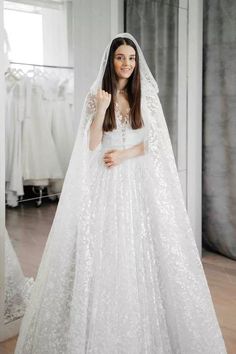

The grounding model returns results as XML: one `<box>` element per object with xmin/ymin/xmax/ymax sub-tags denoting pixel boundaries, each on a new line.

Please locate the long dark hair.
<box><xmin>102</xmin><ymin>37</ymin><xmax>143</xmax><ymax>132</ymax></box>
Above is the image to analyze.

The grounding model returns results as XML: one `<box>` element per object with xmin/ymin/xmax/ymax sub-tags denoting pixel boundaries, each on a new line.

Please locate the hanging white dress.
<box><xmin>21</xmin><ymin>78</ymin><xmax>63</xmax><ymax>183</ymax></box>
<box><xmin>48</xmin><ymin>77</ymin><xmax>75</xmax><ymax>195</ymax></box>
<box><xmin>4</xmin><ymin>29</ymin><xmax>25</xmax><ymax>206</ymax></box>
<box><xmin>48</xmin><ymin>72</ymin><xmax>75</xmax><ymax>175</ymax></box>
<box><xmin>5</xmin><ymin>76</ymin><xmax>25</xmax><ymax>207</ymax></box>
<box><xmin>51</xmin><ymin>77</ymin><xmax>75</xmax><ymax>175</ymax></box>
<box><xmin>14</xmin><ymin>33</ymin><xmax>227</xmax><ymax>354</ymax></box>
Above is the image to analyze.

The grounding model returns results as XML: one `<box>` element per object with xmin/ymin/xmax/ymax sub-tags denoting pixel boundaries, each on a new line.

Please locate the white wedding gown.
<box><xmin>15</xmin><ymin>103</ymin><xmax>227</xmax><ymax>354</ymax></box>
<box><xmin>5</xmin><ymin>228</ymin><xmax>34</xmax><ymax>323</ymax></box>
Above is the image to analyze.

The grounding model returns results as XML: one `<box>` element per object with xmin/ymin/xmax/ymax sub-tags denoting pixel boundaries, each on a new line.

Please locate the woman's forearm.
<box><xmin>89</xmin><ymin>110</ymin><xmax>106</xmax><ymax>151</ymax></box>
<box><xmin>122</xmin><ymin>142</ymin><xmax>145</xmax><ymax>160</ymax></box>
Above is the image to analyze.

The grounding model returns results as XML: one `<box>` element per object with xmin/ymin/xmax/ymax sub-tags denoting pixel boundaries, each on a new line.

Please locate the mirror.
<box><xmin>3</xmin><ymin>0</ymin><xmax>74</xmax><ymax>324</ymax></box>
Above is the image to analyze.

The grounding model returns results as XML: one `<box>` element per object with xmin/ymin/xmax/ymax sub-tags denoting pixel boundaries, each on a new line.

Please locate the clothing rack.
<box><xmin>9</xmin><ymin>61</ymin><xmax>74</xmax><ymax>70</ymax></box>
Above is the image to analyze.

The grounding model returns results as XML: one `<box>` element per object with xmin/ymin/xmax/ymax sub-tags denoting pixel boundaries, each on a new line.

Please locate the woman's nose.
<box><xmin>122</xmin><ymin>58</ymin><xmax>129</xmax><ymax>65</ymax></box>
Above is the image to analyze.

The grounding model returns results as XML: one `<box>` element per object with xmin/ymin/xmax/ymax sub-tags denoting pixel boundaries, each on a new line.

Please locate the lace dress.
<box><xmin>4</xmin><ymin>229</ymin><xmax>34</xmax><ymax>323</ymax></box>
<box><xmin>14</xmin><ymin>102</ymin><xmax>227</xmax><ymax>354</ymax></box>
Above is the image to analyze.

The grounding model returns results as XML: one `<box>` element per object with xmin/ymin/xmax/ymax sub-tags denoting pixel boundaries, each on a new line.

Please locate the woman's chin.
<box><xmin>117</xmin><ymin>72</ymin><xmax>133</xmax><ymax>79</ymax></box>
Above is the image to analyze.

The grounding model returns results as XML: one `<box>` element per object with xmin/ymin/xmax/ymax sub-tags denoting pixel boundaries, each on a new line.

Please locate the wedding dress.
<box><xmin>14</xmin><ymin>33</ymin><xmax>227</xmax><ymax>354</ymax></box>
<box><xmin>5</xmin><ymin>228</ymin><xmax>34</xmax><ymax>323</ymax></box>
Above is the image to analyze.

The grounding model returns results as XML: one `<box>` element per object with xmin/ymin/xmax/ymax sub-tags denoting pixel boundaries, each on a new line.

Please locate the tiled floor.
<box><xmin>0</xmin><ymin>203</ymin><xmax>235</xmax><ymax>353</ymax></box>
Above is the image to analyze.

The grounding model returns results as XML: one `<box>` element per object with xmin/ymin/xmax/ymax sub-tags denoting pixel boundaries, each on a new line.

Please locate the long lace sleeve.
<box><xmin>81</xmin><ymin>92</ymin><xmax>97</xmax><ymax>132</ymax></box>
<box><xmin>81</xmin><ymin>92</ymin><xmax>102</xmax><ymax>155</ymax></box>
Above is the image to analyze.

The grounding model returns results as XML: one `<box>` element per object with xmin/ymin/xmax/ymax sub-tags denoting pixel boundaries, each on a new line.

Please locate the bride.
<box><xmin>14</xmin><ymin>33</ymin><xmax>227</xmax><ymax>354</ymax></box>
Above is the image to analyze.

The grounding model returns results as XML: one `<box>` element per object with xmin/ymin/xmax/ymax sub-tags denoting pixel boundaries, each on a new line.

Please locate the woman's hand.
<box><xmin>103</xmin><ymin>142</ymin><xmax>145</xmax><ymax>168</ymax></box>
<box><xmin>96</xmin><ymin>88</ymin><xmax>111</xmax><ymax>114</ymax></box>
<box><xmin>103</xmin><ymin>149</ymin><xmax>126</xmax><ymax>168</ymax></box>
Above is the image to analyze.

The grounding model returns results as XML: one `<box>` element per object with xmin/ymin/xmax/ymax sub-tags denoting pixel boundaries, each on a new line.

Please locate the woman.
<box><xmin>15</xmin><ymin>33</ymin><xmax>227</xmax><ymax>354</ymax></box>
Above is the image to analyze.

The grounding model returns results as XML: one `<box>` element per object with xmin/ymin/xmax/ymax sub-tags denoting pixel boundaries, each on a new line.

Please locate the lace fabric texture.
<box><xmin>4</xmin><ymin>229</ymin><xmax>34</xmax><ymax>323</ymax></box>
<box><xmin>14</xmin><ymin>33</ymin><xmax>227</xmax><ymax>354</ymax></box>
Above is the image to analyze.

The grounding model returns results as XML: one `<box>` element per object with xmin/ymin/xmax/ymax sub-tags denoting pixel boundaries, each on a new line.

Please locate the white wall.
<box><xmin>73</xmin><ymin>0</ymin><xmax>124</xmax><ymax>125</ymax></box>
<box><xmin>177</xmin><ymin>0</ymin><xmax>203</xmax><ymax>254</ymax></box>
<box><xmin>187</xmin><ymin>0</ymin><xmax>203</xmax><ymax>253</ymax></box>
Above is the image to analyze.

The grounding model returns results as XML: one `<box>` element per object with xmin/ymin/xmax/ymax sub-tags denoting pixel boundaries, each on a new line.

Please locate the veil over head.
<box><xmin>15</xmin><ymin>33</ymin><xmax>226</xmax><ymax>354</ymax></box>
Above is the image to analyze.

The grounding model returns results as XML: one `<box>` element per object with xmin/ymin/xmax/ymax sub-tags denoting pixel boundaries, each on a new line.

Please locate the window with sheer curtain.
<box><xmin>4</xmin><ymin>2</ymin><xmax>43</xmax><ymax>64</ymax></box>
<box><xmin>4</xmin><ymin>0</ymin><xmax>70</xmax><ymax>66</ymax></box>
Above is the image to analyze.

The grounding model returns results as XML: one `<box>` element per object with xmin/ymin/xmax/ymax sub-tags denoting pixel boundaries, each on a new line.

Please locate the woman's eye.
<box><xmin>115</xmin><ymin>56</ymin><xmax>135</xmax><ymax>61</ymax></box>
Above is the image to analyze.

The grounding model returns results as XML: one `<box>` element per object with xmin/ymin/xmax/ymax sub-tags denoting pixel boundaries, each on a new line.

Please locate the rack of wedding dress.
<box><xmin>5</xmin><ymin>63</ymin><xmax>75</xmax><ymax>207</ymax></box>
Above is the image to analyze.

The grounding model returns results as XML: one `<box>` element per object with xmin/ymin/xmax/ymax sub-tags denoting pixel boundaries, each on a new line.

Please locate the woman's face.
<box><xmin>113</xmin><ymin>44</ymin><xmax>136</xmax><ymax>80</ymax></box>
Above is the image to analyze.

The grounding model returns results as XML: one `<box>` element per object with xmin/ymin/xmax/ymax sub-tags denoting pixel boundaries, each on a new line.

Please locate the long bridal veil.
<box><xmin>15</xmin><ymin>33</ymin><xmax>227</xmax><ymax>354</ymax></box>
<box><xmin>5</xmin><ymin>228</ymin><xmax>34</xmax><ymax>323</ymax></box>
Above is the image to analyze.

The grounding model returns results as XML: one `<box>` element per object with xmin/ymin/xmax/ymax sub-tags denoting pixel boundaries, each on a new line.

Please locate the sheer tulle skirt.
<box><xmin>67</xmin><ymin>150</ymin><xmax>226</xmax><ymax>353</ymax></box>
<box><xmin>15</xmin><ymin>149</ymin><xmax>227</xmax><ymax>354</ymax></box>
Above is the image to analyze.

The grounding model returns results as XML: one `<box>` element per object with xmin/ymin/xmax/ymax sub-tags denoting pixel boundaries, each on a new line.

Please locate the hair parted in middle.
<box><xmin>102</xmin><ymin>37</ymin><xmax>144</xmax><ymax>132</ymax></box>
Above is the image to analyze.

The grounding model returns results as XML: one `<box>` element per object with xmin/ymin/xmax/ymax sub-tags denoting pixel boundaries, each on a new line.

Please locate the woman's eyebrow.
<box><xmin>115</xmin><ymin>53</ymin><xmax>136</xmax><ymax>56</ymax></box>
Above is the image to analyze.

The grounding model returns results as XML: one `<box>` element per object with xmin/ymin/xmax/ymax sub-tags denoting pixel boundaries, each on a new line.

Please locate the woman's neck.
<box><xmin>116</xmin><ymin>78</ymin><xmax>128</xmax><ymax>91</ymax></box>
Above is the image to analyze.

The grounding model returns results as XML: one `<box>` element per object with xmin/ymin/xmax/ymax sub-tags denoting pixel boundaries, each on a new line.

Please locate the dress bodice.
<box><xmin>101</xmin><ymin>103</ymin><xmax>145</xmax><ymax>150</ymax></box>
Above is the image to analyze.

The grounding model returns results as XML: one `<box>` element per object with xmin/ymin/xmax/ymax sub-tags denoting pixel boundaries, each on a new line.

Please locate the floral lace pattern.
<box><xmin>4</xmin><ymin>230</ymin><xmax>34</xmax><ymax>324</ymax></box>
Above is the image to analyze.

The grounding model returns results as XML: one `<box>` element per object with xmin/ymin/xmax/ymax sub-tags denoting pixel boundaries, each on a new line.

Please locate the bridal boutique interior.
<box><xmin>0</xmin><ymin>0</ymin><xmax>235</xmax><ymax>353</ymax></box>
